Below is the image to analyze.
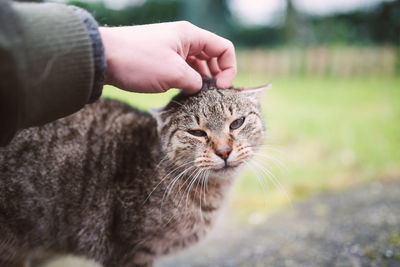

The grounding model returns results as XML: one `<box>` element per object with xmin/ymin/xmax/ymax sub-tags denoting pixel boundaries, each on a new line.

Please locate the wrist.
<box><xmin>98</xmin><ymin>27</ymin><xmax>115</xmax><ymax>87</ymax></box>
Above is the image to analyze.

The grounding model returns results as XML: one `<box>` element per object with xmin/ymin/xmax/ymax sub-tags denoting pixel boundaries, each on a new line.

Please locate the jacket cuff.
<box><xmin>69</xmin><ymin>6</ymin><xmax>106</xmax><ymax>103</ymax></box>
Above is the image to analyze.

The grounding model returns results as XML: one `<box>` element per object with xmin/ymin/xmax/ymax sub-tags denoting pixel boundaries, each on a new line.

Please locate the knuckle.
<box><xmin>226</xmin><ymin>40</ymin><xmax>235</xmax><ymax>51</ymax></box>
<box><xmin>176</xmin><ymin>20</ymin><xmax>193</xmax><ymax>30</ymax></box>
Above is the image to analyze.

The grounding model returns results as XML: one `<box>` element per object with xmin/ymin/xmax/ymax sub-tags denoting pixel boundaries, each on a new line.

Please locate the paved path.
<box><xmin>158</xmin><ymin>180</ymin><xmax>400</xmax><ymax>267</ymax></box>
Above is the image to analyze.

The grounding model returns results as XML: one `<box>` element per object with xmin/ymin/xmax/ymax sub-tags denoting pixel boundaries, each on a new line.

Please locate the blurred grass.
<box><xmin>102</xmin><ymin>74</ymin><xmax>400</xmax><ymax>221</ymax></box>
<box><xmin>231</xmin><ymin>75</ymin><xmax>400</xmax><ymax>221</ymax></box>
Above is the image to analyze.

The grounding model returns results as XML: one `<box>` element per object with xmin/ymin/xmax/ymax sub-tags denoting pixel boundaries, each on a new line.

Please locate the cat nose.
<box><xmin>215</xmin><ymin>145</ymin><xmax>232</xmax><ymax>160</ymax></box>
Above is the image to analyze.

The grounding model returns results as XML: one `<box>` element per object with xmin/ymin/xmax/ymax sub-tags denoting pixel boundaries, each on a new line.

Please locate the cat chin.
<box><xmin>209</xmin><ymin>164</ymin><xmax>243</xmax><ymax>176</ymax></box>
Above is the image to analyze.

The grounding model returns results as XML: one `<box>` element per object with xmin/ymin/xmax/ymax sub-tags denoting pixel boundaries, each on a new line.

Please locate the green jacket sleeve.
<box><xmin>0</xmin><ymin>0</ymin><xmax>95</xmax><ymax>146</ymax></box>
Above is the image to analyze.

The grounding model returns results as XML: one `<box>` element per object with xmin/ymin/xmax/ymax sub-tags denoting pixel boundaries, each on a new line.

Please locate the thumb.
<box><xmin>171</xmin><ymin>59</ymin><xmax>202</xmax><ymax>94</ymax></box>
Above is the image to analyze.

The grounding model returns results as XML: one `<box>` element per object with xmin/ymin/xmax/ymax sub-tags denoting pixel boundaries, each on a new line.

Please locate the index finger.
<box><xmin>183</xmin><ymin>25</ymin><xmax>237</xmax><ymax>88</ymax></box>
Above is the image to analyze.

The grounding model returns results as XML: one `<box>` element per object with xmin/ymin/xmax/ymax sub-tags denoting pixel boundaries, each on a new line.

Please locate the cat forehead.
<box><xmin>182</xmin><ymin>88</ymin><xmax>251</xmax><ymax>110</ymax></box>
<box><xmin>162</xmin><ymin>89</ymin><xmax>258</xmax><ymax>128</ymax></box>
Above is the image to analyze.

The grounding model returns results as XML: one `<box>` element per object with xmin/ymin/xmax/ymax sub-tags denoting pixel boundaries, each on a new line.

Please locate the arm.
<box><xmin>0</xmin><ymin>1</ymin><xmax>103</xmax><ymax>146</ymax></box>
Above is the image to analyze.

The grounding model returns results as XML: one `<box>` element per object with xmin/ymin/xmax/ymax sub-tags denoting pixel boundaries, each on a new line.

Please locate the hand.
<box><xmin>99</xmin><ymin>21</ymin><xmax>237</xmax><ymax>94</ymax></box>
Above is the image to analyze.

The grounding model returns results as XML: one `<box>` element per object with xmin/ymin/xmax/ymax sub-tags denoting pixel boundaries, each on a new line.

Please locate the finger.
<box><xmin>196</xmin><ymin>51</ymin><xmax>211</xmax><ymax>61</ymax></box>
<box><xmin>215</xmin><ymin>67</ymin><xmax>237</xmax><ymax>89</ymax></box>
<box><xmin>185</xmin><ymin>28</ymin><xmax>237</xmax><ymax>88</ymax></box>
<box><xmin>170</xmin><ymin>58</ymin><xmax>202</xmax><ymax>94</ymax></box>
<box><xmin>207</xmin><ymin>57</ymin><xmax>221</xmax><ymax>77</ymax></box>
<box><xmin>187</xmin><ymin>56</ymin><xmax>211</xmax><ymax>78</ymax></box>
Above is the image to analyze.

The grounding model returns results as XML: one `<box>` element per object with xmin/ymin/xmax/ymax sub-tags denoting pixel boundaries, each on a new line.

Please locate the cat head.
<box><xmin>153</xmin><ymin>79</ymin><xmax>270</xmax><ymax>177</ymax></box>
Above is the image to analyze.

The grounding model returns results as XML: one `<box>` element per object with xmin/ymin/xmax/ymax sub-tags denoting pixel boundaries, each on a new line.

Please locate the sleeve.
<box><xmin>0</xmin><ymin>0</ymin><xmax>105</xmax><ymax>146</ymax></box>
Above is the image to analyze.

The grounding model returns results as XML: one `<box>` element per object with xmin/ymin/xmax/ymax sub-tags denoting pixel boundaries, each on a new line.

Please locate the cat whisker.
<box><xmin>205</xmin><ymin>170</ymin><xmax>210</xmax><ymax>192</ymax></box>
<box><xmin>199</xmin><ymin>169</ymin><xmax>210</xmax><ymax>220</ymax></box>
<box><xmin>202</xmin><ymin>170</ymin><xmax>209</xmax><ymax>205</ymax></box>
<box><xmin>170</xmin><ymin>100</ymin><xmax>184</xmax><ymax>107</ymax></box>
<box><xmin>184</xmin><ymin>168</ymin><xmax>203</xmax><ymax>211</ymax></box>
<box><xmin>164</xmin><ymin>168</ymin><xmax>205</xmax><ymax>226</ymax></box>
<box><xmin>195</xmin><ymin>170</ymin><xmax>205</xmax><ymax>221</ymax></box>
<box><xmin>263</xmin><ymin>135</ymin><xmax>276</xmax><ymax>140</ymax></box>
<box><xmin>143</xmin><ymin>160</ymin><xmax>196</xmax><ymax>205</ymax></box>
<box><xmin>173</xmin><ymin>168</ymin><xmax>199</xmax><ymax>211</ymax></box>
<box><xmin>161</xmin><ymin>168</ymin><xmax>200</xmax><ymax>227</ymax></box>
<box><xmin>197</xmin><ymin>169</ymin><xmax>210</xmax><ymax>221</ymax></box>
<box><xmin>164</xmin><ymin>164</ymin><xmax>197</xmax><ymax>197</ymax></box>
<box><xmin>160</xmin><ymin>165</ymin><xmax>197</xmax><ymax>211</ymax></box>
<box><xmin>256</xmin><ymin>146</ymin><xmax>288</xmax><ymax>157</ymax></box>
<box><xmin>235</xmin><ymin>133</ymin><xmax>273</xmax><ymax>141</ymax></box>
<box><xmin>175</xmin><ymin>168</ymin><xmax>198</xmax><ymax>201</ymax></box>
<box><xmin>253</xmin><ymin>152</ymin><xmax>287</xmax><ymax>171</ymax></box>
<box><xmin>244</xmin><ymin>160</ymin><xmax>270</xmax><ymax>209</ymax></box>
<box><xmin>202</xmin><ymin>170</ymin><xmax>209</xmax><ymax>201</ymax></box>
<box><xmin>251</xmin><ymin>158</ymin><xmax>292</xmax><ymax>206</ymax></box>
<box><xmin>154</xmin><ymin>154</ymin><xmax>169</xmax><ymax>170</ymax></box>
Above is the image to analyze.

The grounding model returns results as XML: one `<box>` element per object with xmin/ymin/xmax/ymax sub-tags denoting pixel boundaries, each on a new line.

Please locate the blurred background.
<box><xmin>40</xmin><ymin>0</ymin><xmax>399</xmax><ymax>265</ymax></box>
<box><xmin>49</xmin><ymin>0</ymin><xmax>400</xmax><ymax>217</ymax></box>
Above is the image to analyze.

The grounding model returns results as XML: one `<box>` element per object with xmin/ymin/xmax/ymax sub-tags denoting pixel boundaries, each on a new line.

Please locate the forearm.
<box><xmin>0</xmin><ymin>1</ymin><xmax>104</xmax><ymax>146</ymax></box>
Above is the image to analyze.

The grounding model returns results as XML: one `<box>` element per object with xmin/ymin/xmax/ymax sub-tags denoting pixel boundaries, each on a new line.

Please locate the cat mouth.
<box><xmin>201</xmin><ymin>160</ymin><xmax>243</xmax><ymax>172</ymax></box>
<box><xmin>215</xmin><ymin>162</ymin><xmax>241</xmax><ymax>172</ymax></box>
<box><xmin>222</xmin><ymin>165</ymin><xmax>236</xmax><ymax>171</ymax></box>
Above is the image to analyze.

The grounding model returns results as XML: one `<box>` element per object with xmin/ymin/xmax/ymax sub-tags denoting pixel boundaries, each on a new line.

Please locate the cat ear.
<box><xmin>150</xmin><ymin>107</ymin><xmax>164</xmax><ymax>125</ymax></box>
<box><xmin>235</xmin><ymin>83</ymin><xmax>272</xmax><ymax>99</ymax></box>
<box><xmin>151</xmin><ymin>107</ymin><xmax>169</xmax><ymax>136</ymax></box>
<box><xmin>150</xmin><ymin>107</ymin><xmax>165</xmax><ymax>131</ymax></box>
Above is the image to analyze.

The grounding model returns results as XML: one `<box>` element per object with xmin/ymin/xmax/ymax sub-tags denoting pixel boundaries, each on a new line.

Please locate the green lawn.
<box><xmin>102</xmin><ymin>75</ymin><xmax>400</xmax><ymax>220</ymax></box>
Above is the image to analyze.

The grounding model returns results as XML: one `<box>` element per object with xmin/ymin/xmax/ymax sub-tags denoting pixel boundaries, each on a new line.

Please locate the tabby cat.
<box><xmin>0</xmin><ymin>79</ymin><xmax>269</xmax><ymax>267</ymax></box>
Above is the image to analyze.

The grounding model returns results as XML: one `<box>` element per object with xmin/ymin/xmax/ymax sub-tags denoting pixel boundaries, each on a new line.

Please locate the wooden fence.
<box><xmin>237</xmin><ymin>46</ymin><xmax>399</xmax><ymax>77</ymax></box>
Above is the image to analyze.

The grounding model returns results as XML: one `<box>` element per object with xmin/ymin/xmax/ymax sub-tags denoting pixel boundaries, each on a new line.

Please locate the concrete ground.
<box><xmin>158</xmin><ymin>180</ymin><xmax>400</xmax><ymax>267</ymax></box>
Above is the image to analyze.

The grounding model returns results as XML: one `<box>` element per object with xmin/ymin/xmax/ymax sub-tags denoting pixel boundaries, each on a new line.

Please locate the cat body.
<box><xmin>0</xmin><ymin>81</ymin><xmax>267</xmax><ymax>266</ymax></box>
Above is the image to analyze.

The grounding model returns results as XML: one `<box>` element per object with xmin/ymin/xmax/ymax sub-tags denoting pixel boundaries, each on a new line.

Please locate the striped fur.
<box><xmin>0</xmin><ymin>81</ymin><xmax>267</xmax><ymax>267</ymax></box>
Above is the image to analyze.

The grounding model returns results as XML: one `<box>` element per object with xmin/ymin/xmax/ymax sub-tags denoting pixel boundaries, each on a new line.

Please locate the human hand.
<box><xmin>99</xmin><ymin>21</ymin><xmax>237</xmax><ymax>94</ymax></box>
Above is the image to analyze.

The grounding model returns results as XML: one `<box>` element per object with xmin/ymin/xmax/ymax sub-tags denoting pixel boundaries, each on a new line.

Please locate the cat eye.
<box><xmin>187</xmin><ymin>129</ymin><xmax>208</xmax><ymax>138</ymax></box>
<box><xmin>230</xmin><ymin>117</ymin><xmax>245</xmax><ymax>130</ymax></box>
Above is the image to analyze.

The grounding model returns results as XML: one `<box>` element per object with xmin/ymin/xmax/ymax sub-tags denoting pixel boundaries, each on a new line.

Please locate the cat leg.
<box><xmin>0</xmin><ymin>249</ymin><xmax>29</xmax><ymax>267</ymax></box>
<box><xmin>112</xmin><ymin>258</ymin><xmax>154</xmax><ymax>267</ymax></box>
<box><xmin>0</xmin><ymin>258</ymin><xmax>27</xmax><ymax>267</ymax></box>
<box><xmin>0</xmin><ymin>236</ymin><xmax>29</xmax><ymax>267</ymax></box>
<box><xmin>108</xmin><ymin>247</ymin><xmax>156</xmax><ymax>267</ymax></box>
<box><xmin>110</xmin><ymin>254</ymin><xmax>154</xmax><ymax>267</ymax></box>
<box><xmin>121</xmin><ymin>262</ymin><xmax>154</xmax><ymax>267</ymax></box>
<box><xmin>0</xmin><ymin>244</ymin><xmax>56</xmax><ymax>267</ymax></box>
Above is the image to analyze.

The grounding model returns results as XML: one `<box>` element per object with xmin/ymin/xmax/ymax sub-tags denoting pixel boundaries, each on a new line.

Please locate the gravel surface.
<box><xmin>158</xmin><ymin>180</ymin><xmax>400</xmax><ymax>267</ymax></box>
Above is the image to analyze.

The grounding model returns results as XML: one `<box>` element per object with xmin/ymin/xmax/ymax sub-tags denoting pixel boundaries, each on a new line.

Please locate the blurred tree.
<box><xmin>67</xmin><ymin>0</ymin><xmax>399</xmax><ymax>52</ymax></box>
<box><xmin>68</xmin><ymin>0</ymin><xmax>180</xmax><ymax>25</ymax></box>
<box><xmin>310</xmin><ymin>0</ymin><xmax>400</xmax><ymax>45</ymax></box>
<box><xmin>232</xmin><ymin>26</ymin><xmax>281</xmax><ymax>47</ymax></box>
<box><xmin>180</xmin><ymin>0</ymin><xmax>233</xmax><ymax>38</ymax></box>
<box><xmin>283</xmin><ymin>0</ymin><xmax>313</xmax><ymax>45</ymax></box>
